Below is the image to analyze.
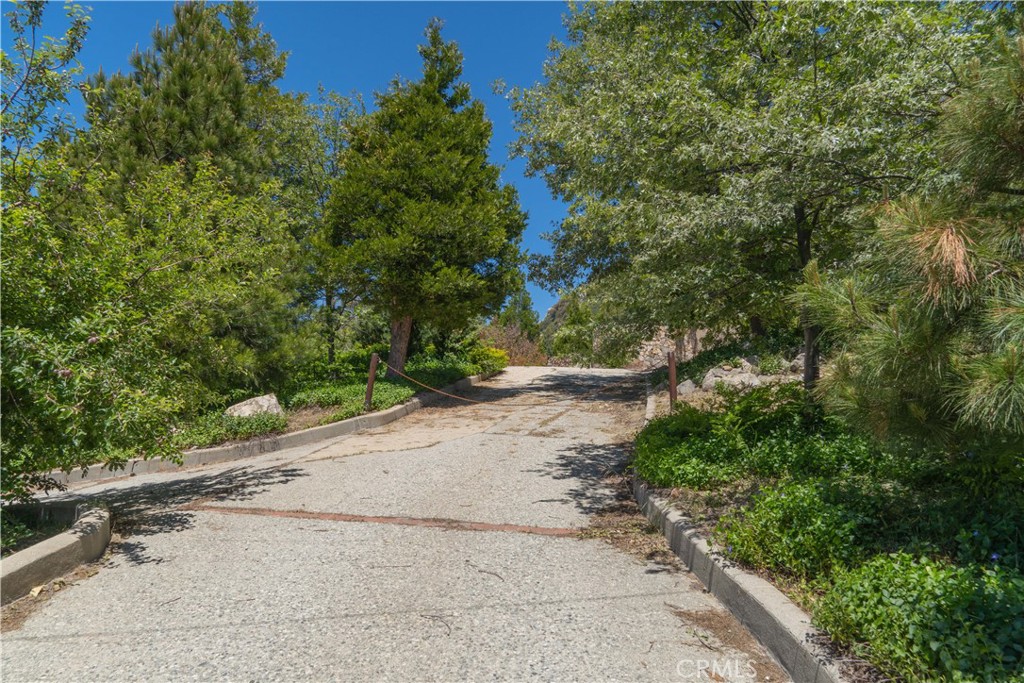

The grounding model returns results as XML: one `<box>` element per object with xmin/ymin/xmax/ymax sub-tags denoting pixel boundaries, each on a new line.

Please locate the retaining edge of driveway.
<box><xmin>51</xmin><ymin>372</ymin><xmax>496</xmax><ymax>487</ymax></box>
<box><xmin>1</xmin><ymin>506</ymin><xmax>111</xmax><ymax>605</ymax></box>
<box><xmin>636</xmin><ymin>382</ymin><xmax>845</xmax><ymax>683</ymax></box>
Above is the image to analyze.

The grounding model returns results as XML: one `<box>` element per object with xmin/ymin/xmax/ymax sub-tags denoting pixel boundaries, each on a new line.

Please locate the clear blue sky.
<box><xmin>7</xmin><ymin>1</ymin><xmax>570</xmax><ymax>317</ymax></box>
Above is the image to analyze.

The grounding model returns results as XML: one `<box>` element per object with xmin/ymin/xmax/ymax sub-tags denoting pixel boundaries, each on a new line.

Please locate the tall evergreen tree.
<box><xmin>81</xmin><ymin>1</ymin><xmax>283</xmax><ymax>196</ymax></box>
<box><xmin>73</xmin><ymin>2</ymin><xmax>307</xmax><ymax>392</ymax></box>
<box><xmin>328</xmin><ymin>20</ymin><xmax>525</xmax><ymax>377</ymax></box>
<box><xmin>496</xmin><ymin>288</ymin><xmax>541</xmax><ymax>342</ymax></box>
<box><xmin>273</xmin><ymin>88</ymin><xmax>363</xmax><ymax>364</ymax></box>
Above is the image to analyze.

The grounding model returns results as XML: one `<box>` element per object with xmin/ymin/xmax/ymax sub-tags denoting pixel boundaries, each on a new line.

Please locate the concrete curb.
<box><xmin>633</xmin><ymin>482</ymin><xmax>844</xmax><ymax>683</ymax></box>
<box><xmin>1</xmin><ymin>505</ymin><xmax>111</xmax><ymax>605</ymax></box>
<box><xmin>635</xmin><ymin>374</ymin><xmax>845</xmax><ymax>683</ymax></box>
<box><xmin>644</xmin><ymin>378</ymin><xmax>657</xmax><ymax>422</ymax></box>
<box><xmin>52</xmin><ymin>372</ymin><xmax>497</xmax><ymax>486</ymax></box>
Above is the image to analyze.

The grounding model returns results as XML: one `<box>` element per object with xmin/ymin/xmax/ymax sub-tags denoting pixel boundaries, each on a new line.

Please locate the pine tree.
<box><xmin>797</xmin><ymin>30</ymin><xmax>1024</xmax><ymax>468</ymax></box>
<box><xmin>328</xmin><ymin>20</ymin><xmax>525</xmax><ymax>377</ymax></box>
<box><xmin>496</xmin><ymin>289</ymin><xmax>541</xmax><ymax>342</ymax></box>
<box><xmin>75</xmin><ymin>2</ymin><xmax>302</xmax><ymax>393</ymax></box>
<box><xmin>81</xmin><ymin>2</ymin><xmax>283</xmax><ymax>196</ymax></box>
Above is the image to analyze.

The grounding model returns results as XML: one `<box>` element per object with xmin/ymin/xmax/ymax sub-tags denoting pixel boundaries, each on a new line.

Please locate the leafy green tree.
<box><xmin>551</xmin><ymin>295</ymin><xmax>596</xmax><ymax>365</ymax></box>
<box><xmin>273</xmin><ymin>88</ymin><xmax>364</xmax><ymax>364</ymax></box>
<box><xmin>496</xmin><ymin>288</ymin><xmax>541</xmax><ymax>342</ymax></box>
<box><xmin>1</xmin><ymin>0</ymin><xmax>88</xmax><ymax>204</ymax></box>
<box><xmin>511</xmin><ymin>2</ymin><xmax>1015</xmax><ymax>387</ymax></box>
<box><xmin>328</xmin><ymin>20</ymin><xmax>525</xmax><ymax>377</ymax></box>
<box><xmin>797</xmin><ymin>31</ymin><xmax>1024</xmax><ymax>469</ymax></box>
<box><xmin>72</xmin><ymin>2</ymin><xmax>308</xmax><ymax>391</ymax></box>
<box><xmin>1</xmin><ymin>158</ymin><xmax>291</xmax><ymax>500</ymax></box>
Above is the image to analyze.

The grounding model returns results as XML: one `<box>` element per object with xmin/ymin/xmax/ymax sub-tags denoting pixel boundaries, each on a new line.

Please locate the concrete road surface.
<box><xmin>2</xmin><ymin>367</ymin><xmax>789</xmax><ymax>682</ymax></box>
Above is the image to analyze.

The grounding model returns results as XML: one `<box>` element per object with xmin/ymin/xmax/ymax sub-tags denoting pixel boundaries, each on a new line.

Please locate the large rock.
<box><xmin>676</xmin><ymin>379</ymin><xmax>697</xmax><ymax>396</ymax></box>
<box><xmin>701</xmin><ymin>366</ymin><xmax>729</xmax><ymax>390</ymax></box>
<box><xmin>225</xmin><ymin>393</ymin><xmax>284</xmax><ymax>418</ymax></box>
<box><xmin>789</xmin><ymin>353</ymin><xmax>806</xmax><ymax>373</ymax></box>
<box><xmin>702</xmin><ymin>367</ymin><xmax>763</xmax><ymax>392</ymax></box>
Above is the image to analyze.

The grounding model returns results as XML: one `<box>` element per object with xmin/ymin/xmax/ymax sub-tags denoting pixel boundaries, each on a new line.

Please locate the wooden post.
<box><xmin>364</xmin><ymin>353</ymin><xmax>380</xmax><ymax>412</ymax></box>
<box><xmin>668</xmin><ymin>351</ymin><xmax>677</xmax><ymax>412</ymax></box>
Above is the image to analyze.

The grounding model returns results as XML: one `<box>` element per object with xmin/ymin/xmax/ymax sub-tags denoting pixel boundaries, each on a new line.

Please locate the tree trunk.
<box><xmin>325</xmin><ymin>290</ymin><xmax>336</xmax><ymax>368</ymax></box>
<box><xmin>796</xmin><ymin>203</ymin><xmax>820</xmax><ymax>392</ymax></box>
<box><xmin>802</xmin><ymin>323</ymin><xmax>821</xmax><ymax>393</ymax></box>
<box><xmin>385</xmin><ymin>315</ymin><xmax>413</xmax><ymax>379</ymax></box>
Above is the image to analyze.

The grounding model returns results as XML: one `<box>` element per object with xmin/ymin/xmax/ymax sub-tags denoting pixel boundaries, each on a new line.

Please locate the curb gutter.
<box><xmin>636</xmin><ymin>380</ymin><xmax>844</xmax><ymax>683</ymax></box>
<box><xmin>52</xmin><ymin>373</ymin><xmax>496</xmax><ymax>487</ymax></box>
<box><xmin>1</xmin><ymin>506</ymin><xmax>111</xmax><ymax>605</ymax></box>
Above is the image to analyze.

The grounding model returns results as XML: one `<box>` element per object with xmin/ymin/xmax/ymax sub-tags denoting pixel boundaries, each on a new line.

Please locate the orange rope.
<box><xmin>378</xmin><ymin>362</ymin><xmax>641</xmax><ymax>409</ymax></box>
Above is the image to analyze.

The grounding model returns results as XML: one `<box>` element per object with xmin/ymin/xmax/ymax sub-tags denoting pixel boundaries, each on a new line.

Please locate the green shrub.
<box><xmin>637</xmin><ymin>405</ymin><xmax>713</xmax><ymax>447</ymax></box>
<box><xmin>172</xmin><ymin>412</ymin><xmax>288</xmax><ymax>449</ymax></box>
<box><xmin>634</xmin><ymin>431</ymin><xmax>746</xmax><ymax>489</ymax></box>
<box><xmin>815</xmin><ymin>554</ymin><xmax>1024</xmax><ymax>682</ymax></box>
<box><xmin>757</xmin><ymin>354</ymin><xmax>785</xmax><ymax>375</ymax></box>
<box><xmin>365</xmin><ymin>382</ymin><xmax>418</xmax><ymax>411</ymax></box>
<box><xmin>282</xmin><ymin>345</ymin><xmax>388</xmax><ymax>395</ymax></box>
<box><xmin>716</xmin><ymin>480</ymin><xmax>862</xmax><ymax>579</ymax></box>
<box><xmin>0</xmin><ymin>512</ymin><xmax>34</xmax><ymax>555</ymax></box>
<box><xmin>286</xmin><ymin>383</ymin><xmax>367</xmax><ymax>409</ymax></box>
<box><xmin>467</xmin><ymin>345</ymin><xmax>509</xmax><ymax>375</ymax></box>
<box><xmin>715</xmin><ymin>382</ymin><xmax>810</xmax><ymax>437</ymax></box>
<box><xmin>286</xmin><ymin>380</ymin><xmax>416</xmax><ymax>415</ymax></box>
<box><xmin>743</xmin><ymin>430</ymin><xmax>883</xmax><ymax>480</ymax></box>
<box><xmin>633</xmin><ymin>383</ymin><xmax>887</xmax><ymax>490</ymax></box>
<box><xmin>952</xmin><ymin>496</ymin><xmax>1024</xmax><ymax>571</ymax></box>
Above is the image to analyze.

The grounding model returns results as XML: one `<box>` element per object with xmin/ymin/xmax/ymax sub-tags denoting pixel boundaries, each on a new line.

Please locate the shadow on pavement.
<box><xmin>81</xmin><ymin>465</ymin><xmax>308</xmax><ymax>566</ymax></box>
<box><xmin>418</xmin><ymin>368</ymin><xmax>645</xmax><ymax>411</ymax></box>
<box><xmin>524</xmin><ymin>442</ymin><xmax>628</xmax><ymax>516</ymax></box>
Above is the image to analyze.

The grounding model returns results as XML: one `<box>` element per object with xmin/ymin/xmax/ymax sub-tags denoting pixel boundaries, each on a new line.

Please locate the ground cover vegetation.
<box><xmin>1</xmin><ymin>3</ymin><xmax>521</xmax><ymax>505</ymax></box>
<box><xmin>514</xmin><ymin>3</ymin><xmax>1023</xmax><ymax>681</ymax></box>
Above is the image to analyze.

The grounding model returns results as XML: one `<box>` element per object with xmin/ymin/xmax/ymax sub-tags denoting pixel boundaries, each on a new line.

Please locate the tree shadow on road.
<box><xmin>524</xmin><ymin>441</ymin><xmax>629</xmax><ymax>516</ymax></box>
<box><xmin>70</xmin><ymin>464</ymin><xmax>308</xmax><ymax>566</ymax></box>
<box><xmin>543</xmin><ymin>440</ymin><xmax>684</xmax><ymax>575</ymax></box>
<box><xmin>414</xmin><ymin>368</ymin><xmax>645</xmax><ymax>412</ymax></box>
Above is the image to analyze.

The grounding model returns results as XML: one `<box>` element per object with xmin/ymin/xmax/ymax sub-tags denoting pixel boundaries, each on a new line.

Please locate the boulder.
<box><xmin>719</xmin><ymin>372</ymin><xmax>762</xmax><ymax>391</ymax></box>
<box><xmin>676</xmin><ymin>379</ymin><xmax>697</xmax><ymax>396</ymax></box>
<box><xmin>701</xmin><ymin>366</ymin><xmax>730</xmax><ymax>391</ymax></box>
<box><xmin>225</xmin><ymin>393</ymin><xmax>284</xmax><ymax>418</ymax></box>
<box><xmin>789</xmin><ymin>353</ymin><xmax>806</xmax><ymax>373</ymax></box>
<box><xmin>702</xmin><ymin>366</ymin><xmax>762</xmax><ymax>392</ymax></box>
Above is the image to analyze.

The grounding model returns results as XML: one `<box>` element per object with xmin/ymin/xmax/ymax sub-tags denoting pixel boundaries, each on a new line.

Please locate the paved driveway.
<box><xmin>2</xmin><ymin>367</ymin><xmax>788</xmax><ymax>682</ymax></box>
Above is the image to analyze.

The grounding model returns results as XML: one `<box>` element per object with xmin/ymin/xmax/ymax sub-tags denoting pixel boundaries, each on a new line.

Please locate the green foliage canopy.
<box><xmin>511</xmin><ymin>2</ymin><xmax>1014</xmax><ymax>353</ymax></box>
<box><xmin>328</xmin><ymin>20</ymin><xmax>526</xmax><ymax>372</ymax></box>
<box><xmin>80</xmin><ymin>2</ymin><xmax>285</xmax><ymax>196</ymax></box>
<box><xmin>1</xmin><ymin>159</ymin><xmax>290</xmax><ymax>500</ymax></box>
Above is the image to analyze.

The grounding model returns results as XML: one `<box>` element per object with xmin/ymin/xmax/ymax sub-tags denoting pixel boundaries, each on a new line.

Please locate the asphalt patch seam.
<box><xmin>188</xmin><ymin>504</ymin><xmax>580</xmax><ymax>537</ymax></box>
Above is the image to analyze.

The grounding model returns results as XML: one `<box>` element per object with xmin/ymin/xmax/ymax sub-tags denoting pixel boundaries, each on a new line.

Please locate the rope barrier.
<box><xmin>378</xmin><ymin>361</ymin><xmax>642</xmax><ymax>410</ymax></box>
